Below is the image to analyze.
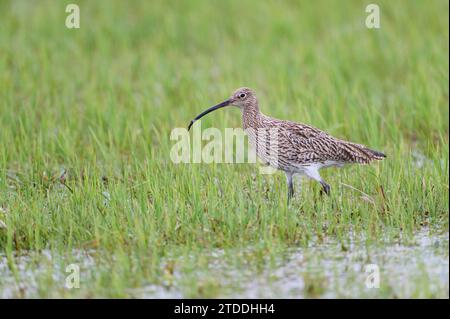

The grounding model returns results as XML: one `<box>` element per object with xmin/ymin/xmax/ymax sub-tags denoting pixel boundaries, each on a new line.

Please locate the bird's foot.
<box><xmin>320</xmin><ymin>181</ymin><xmax>331</xmax><ymax>196</ymax></box>
<box><xmin>287</xmin><ymin>189</ymin><xmax>295</xmax><ymax>204</ymax></box>
<box><xmin>287</xmin><ymin>192</ymin><xmax>294</xmax><ymax>204</ymax></box>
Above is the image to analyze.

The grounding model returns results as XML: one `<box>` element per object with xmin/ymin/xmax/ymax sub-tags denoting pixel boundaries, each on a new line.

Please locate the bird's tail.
<box><xmin>365</xmin><ymin>148</ymin><xmax>386</xmax><ymax>160</ymax></box>
<box><xmin>340</xmin><ymin>141</ymin><xmax>386</xmax><ymax>164</ymax></box>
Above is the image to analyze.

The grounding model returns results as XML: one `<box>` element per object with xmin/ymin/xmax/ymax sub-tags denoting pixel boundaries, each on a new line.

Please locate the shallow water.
<box><xmin>130</xmin><ymin>228</ymin><xmax>448</xmax><ymax>298</ymax></box>
<box><xmin>0</xmin><ymin>249</ymin><xmax>97</xmax><ymax>298</ymax></box>
<box><xmin>0</xmin><ymin>229</ymin><xmax>448</xmax><ymax>298</ymax></box>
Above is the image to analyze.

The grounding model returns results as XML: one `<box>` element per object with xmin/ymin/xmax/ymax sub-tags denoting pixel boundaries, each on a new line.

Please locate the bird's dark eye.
<box><xmin>239</xmin><ymin>93</ymin><xmax>246</xmax><ymax>99</ymax></box>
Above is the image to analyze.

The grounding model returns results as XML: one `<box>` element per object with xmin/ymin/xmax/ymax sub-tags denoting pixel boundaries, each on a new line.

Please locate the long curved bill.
<box><xmin>188</xmin><ymin>99</ymin><xmax>231</xmax><ymax>131</ymax></box>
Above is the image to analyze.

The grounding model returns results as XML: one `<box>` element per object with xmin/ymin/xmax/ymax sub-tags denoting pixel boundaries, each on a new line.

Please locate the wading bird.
<box><xmin>188</xmin><ymin>87</ymin><xmax>385</xmax><ymax>201</ymax></box>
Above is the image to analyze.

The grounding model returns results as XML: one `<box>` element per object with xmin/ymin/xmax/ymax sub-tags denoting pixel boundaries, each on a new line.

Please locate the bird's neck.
<box><xmin>241</xmin><ymin>102</ymin><xmax>261</xmax><ymax>130</ymax></box>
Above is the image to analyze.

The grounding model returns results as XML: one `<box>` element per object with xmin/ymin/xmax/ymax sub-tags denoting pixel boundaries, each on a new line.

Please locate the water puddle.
<box><xmin>130</xmin><ymin>228</ymin><xmax>450</xmax><ymax>298</ymax></box>
<box><xmin>0</xmin><ymin>228</ymin><xmax>448</xmax><ymax>298</ymax></box>
<box><xmin>0</xmin><ymin>249</ymin><xmax>96</xmax><ymax>298</ymax></box>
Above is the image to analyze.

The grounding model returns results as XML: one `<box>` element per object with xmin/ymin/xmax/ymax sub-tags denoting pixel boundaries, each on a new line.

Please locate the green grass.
<box><xmin>0</xmin><ymin>0</ymin><xmax>448</xmax><ymax>298</ymax></box>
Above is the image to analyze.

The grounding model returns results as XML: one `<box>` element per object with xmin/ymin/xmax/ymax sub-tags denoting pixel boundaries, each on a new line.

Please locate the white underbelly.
<box><xmin>292</xmin><ymin>161</ymin><xmax>345</xmax><ymax>173</ymax></box>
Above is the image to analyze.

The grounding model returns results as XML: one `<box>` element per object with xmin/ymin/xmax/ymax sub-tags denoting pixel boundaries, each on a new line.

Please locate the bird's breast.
<box><xmin>244</xmin><ymin>126</ymin><xmax>286</xmax><ymax>168</ymax></box>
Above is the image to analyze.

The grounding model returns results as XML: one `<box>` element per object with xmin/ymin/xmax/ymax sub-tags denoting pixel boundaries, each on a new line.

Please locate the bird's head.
<box><xmin>188</xmin><ymin>87</ymin><xmax>257</xmax><ymax>130</ymax></box>
<box><xmin>228</xmin><ymin>87</ymin><xmax>257</xmax><ymax>108</ymax></box>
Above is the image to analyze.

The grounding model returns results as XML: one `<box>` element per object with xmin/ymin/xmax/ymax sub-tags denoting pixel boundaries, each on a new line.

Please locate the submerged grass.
<box><xmin>0</xmin><ymin>0</ymin><xmax>448</xmax><ymax>298</ymax></box>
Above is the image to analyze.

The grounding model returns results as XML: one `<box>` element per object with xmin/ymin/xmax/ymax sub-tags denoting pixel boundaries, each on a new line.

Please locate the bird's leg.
<box><xmin>288</xmin><ymin>182</ymin><xmax>294</xmax><ymax>202</ymax></box>
<box><xmin>286</xmin><ymin>172</ymin><xmax>294</xmax><ymax>203</ymax></box>
<box><xmin>320</xmin><ymin>181</ymin><xmax>331</xmax><ymax>196</ymax></box>
<box><xmin>305</xmin><ymin>166</ymin><xmax>330</xmax><ymax>197</ymax></box>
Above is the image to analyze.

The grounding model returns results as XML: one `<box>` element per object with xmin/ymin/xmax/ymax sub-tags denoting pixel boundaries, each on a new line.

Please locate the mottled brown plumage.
<box><xmin>188</xmin><ymin>87</ymin><xmax>386</xmax><ymax>200</ymax></box>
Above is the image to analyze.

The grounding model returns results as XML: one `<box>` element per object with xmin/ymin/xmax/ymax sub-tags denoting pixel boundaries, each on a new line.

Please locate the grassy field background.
<box><xmin>0</xmin><ymin>0</ymin><xmax>448</xmax><ymax>298</ymax></box>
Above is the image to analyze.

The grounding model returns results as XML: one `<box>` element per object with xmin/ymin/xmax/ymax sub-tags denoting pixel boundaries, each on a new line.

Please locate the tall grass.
<box><xmin>0</xmin><ymin>0</ymin><xmax>448</xmax><ymax>298</ymax></box>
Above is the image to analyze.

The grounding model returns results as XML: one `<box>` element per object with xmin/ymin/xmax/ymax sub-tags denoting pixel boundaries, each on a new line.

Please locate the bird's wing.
<box><xmin>278</xmin><ymin>121</ymin><xmax>379</xmax><ymax>164</ymax></box>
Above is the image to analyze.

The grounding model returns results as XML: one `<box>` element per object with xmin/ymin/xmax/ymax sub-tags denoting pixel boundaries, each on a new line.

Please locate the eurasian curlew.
<box><xmin>188</xmin><ymin>87</ymin><xmax>386</xmax><ymax>201</ymax></box>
